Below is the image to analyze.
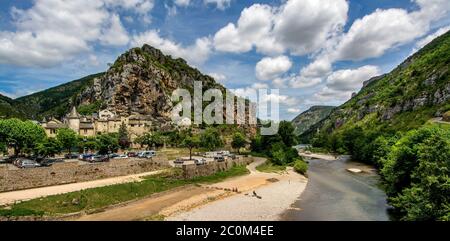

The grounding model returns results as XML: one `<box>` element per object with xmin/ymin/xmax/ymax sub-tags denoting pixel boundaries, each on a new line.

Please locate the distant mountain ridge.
<box><xmin>291</xmin><ymin>106</ymin><xmax>334</xmax><ymax>135</ymax></box>
<box><xmin>301</xmin><ymin>30</ymin><xmax>450</xmax><ymax>140</ymax></box>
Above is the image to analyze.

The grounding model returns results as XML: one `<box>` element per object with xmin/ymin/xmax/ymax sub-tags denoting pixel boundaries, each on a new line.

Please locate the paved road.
<box><xmin>0</xmin><ymin>170</ymin><xmax>164</xmax><ymax>206</ymax></box>
<box><xmin>280</xmin><ymin>156</ymin><xmax>390</xmax><ymax>221</ymax></box>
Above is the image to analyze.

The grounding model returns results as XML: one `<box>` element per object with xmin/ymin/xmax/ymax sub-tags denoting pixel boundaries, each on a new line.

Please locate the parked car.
<box><xmin>0</xmin><ymin>156</ymin><xmax>11</xmax><ymax>164</ymax></box>
<box><xmin>114</xmin><ymin>154</ymin><xmax>129</xmax><ymax>159</ymax></box>
<box><xmin>88</xmin><ymin>155</ymin><xmax>109</xmax><ymax>163</ymax></box>
<box><xmin>139</xmin><ymin>151</ymin><xmax>156</xmax><ymax>159</ymax></box>
<box><xmin>174</xmin><ymin>158</ymin><xmax>188</xmax><ymax>165</ymax></box>
<box><xmin>204</xmin><ymin>152</ymin><xmax>217</xmax><ymax>158</ymax></box>
<box><xmin>127</xmin><ymin>152</ymin><xmax>137</xmax><ymax>157</ymax></box>
<box><xmin>108</xmin><ymin>153</ymin><xmax>119</xmax><ymax>159</ymax></box>
<box><xmin>17</xmin><ymin>159</ymin><xmax>41</xmax><ymax>168</ymax></box>
<box><xmin>227</xmin><ymin>154</ymin><xmax>237</xmax><ymax>160</ymax></box>
<box><xmin>194</xmin><ymin>158</ymin><xmax>207</xmax><ymax>165</ymax></box>
<box><xmin>64</xmin><ymin>153</ymin><xmax>79</xmax><ymax>159</ymax></box>
<box><xmin>39</xmin><ymin>158</ymin><xmax>64</xmax><ymax>167</ymax></box>
<box><xmin>214</xmin><ymin>155</ymin><xmax>225</xmax><ymax>162</ymax></box>
<box><xmin>218</xmin><ymin>151</ymin><xmax>230</xmax><ymax>156</ymax></box>
<box><xmin>79</xmin><ymin>154</ymin><xmax>94</xmax><ymax>161</ymax></box>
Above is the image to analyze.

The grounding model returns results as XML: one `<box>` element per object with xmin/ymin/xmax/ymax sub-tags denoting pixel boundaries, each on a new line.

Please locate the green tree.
<box><xmin>118</xmin><ymin>122</ymin><xmax>130</xmax><ymax>149</ymax></box>
<box><xmin>278</xmin><ymin>121</ymin><xmax>297</xmax><ymax>147</ymax></box>
<box><xmin>231</xmin><ymin>132</ymin><xmax>246</xmax><ymax>154</ymax></box>
<box><xmin>381</xmin><ymin>126</ymin><xmax>450</xmax><ymax>221</ymax></box>
<box><xmin>56</xmin><ymin>128</ymin><xmax>78</xmax><ymax>155</ymax></box>
<box><xmin>96</xmin><ymin>134</ymin><xmax>119</xmax><ymax>155</ymax></box>
<box><xmin>137</xmin><ymin>132</ymin><xmax>164</xmax><ymax>150</ymax></box>
<box><xmin>181</xmin><ymin>134</ymin><xmax>201</xmax><ymax>160</ymax></box>
<box><xmin>0</xmin><ymin>119</ymin><xmax>46</xmax><ymax>156</ymax></box>
<box><xmin>35</xmin><ymin>137</ymin><xmax>61</xmax><ymax>157</ymax></box>
<box><xmin>77</xmin><ymin>136</ymin><xmax>98</xmax><ymax>153</ymax></box>
<box><xmin>200</xmin><ymin>128</ymin><xmax>224</xmax><ymax>151</ymax></box>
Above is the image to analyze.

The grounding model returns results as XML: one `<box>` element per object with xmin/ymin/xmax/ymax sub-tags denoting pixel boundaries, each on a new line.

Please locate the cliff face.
<box><xmin>291</xmin><ymin>106</ymin><xmax>334</xmax><ymax>135</ymax></box>
<box><xmin>301</xmin><ymin>30</ymin><xmax>450</xmax><ymax>140</ymax></box>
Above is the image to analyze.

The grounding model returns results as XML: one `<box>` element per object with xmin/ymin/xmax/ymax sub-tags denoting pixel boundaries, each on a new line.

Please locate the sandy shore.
<box><xmin>166</xmin><ymin>158</ymin><xmax>308</xmax><ymax>221</ymax></box>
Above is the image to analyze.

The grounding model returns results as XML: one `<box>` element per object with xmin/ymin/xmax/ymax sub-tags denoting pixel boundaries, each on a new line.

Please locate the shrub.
<box><xmin>294</xmin><ymin>160</ymin><xmax>308</xmax><ymax>175</ymax></box>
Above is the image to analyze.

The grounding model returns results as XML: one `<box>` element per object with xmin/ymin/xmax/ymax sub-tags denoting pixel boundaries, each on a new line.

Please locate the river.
<box><xmin>281</xmin><ymin>156</ymin><xmax>390</xmax><ymax>221</ymax></box>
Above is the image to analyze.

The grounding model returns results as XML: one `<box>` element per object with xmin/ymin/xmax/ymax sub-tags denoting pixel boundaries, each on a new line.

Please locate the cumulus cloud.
<box><xmin>332</xmin><ymin>8</ymin><xmax>426</xmax><ymax>61</ymax></box>
<box><xmin>0</xmin><ymin>0</ymin><xmax>158</xmax><ymax>67</ymax></box>
<box><xmin>326</xmin><ymin>65</ymin><xmax>380</xmax><ymax>91</ymax></box>
<box><xmin>213</xmin><ymin>0</ymin><xmax>348</xmax><ymax>56</ymax></box>
<box><xmin>208</xmin><ymin>73</ymin><xmax>227</xmax><ymax>82</ymax></box>
<box><xmin>99</xmin><ymin>14</ymin><xmax>130</xmax><ymax>46</ymax></box>
<box><xmin>214</xmin><ymin>4</ymin><xmax>278</xmax><ymax>54</ymax></box>
<box><xmin>414</xmin><ymin>26</ymin><xmax>450</xmax><ymax>51</ymax></box>
<box><xmin>330</xmin><ymin>0</ymin><xmax>450</xmax><ymax>62</ymax></box>
<box><xmin>204</xmin><ymin>0</ymin><xmax>232</xmax><ymax>10</ymax></box>
<box><xmin>175</xmin><ymin>0</ymin><xmax>191</xmax><ymax>7</ymax></box>
<box><xmin>103</xmin><ymin>0</ymin><xmax>155</xmax><ymax>14</ymax></box>
<box><xmin>255</xmin><ymin>56</ymin><xmax>292</xmax><ymax>81</ymax></box>
<box><xmin>131</xmin><ymin>30</ymin><xmax>212</xmax><ymax>65</ymax></box>
<box><xmin>315</xmin><ymin>65</ymin><xmax>380</xmax><ymax>101</ymax></box>
<box><xmin>272</xmin><ymin>0</ymin><xmax>348</xmax><ymax>55</ymax></box>
<box><xmin>287</xmin><ymin>108</ymin><xmax>301</xmax><ymax>114</ymax></box>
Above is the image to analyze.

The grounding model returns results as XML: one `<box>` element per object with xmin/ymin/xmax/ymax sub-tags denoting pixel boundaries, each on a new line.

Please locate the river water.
<box><xmin>281</xmin><ymin>156</ymin><xmax>390</xmax><ymax>221</ymax></box>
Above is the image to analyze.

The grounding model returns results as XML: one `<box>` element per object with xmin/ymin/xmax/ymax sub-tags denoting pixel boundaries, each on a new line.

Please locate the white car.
<box><xmin>194</xmin><ymin>158</ymin><xmax>207</xmax><ymax>165</ymax></box>
<box><xmin>115</xmin><ymin>154</ymin><xmax>129</xmax><ymax>159</ymax></box>
<box><xmin>139</xmin><ymin>151</ymin><xmax>156</xmax><ymax>159</ymax></box>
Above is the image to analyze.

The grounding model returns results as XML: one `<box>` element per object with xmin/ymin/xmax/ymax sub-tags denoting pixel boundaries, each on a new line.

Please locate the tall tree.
<box><xmin>231</xmin><ymin>132</ymin><xmax>246</xmax><ymax>154</ymax></box>
<box><xmin>118</xmin><ymin>122</ymin><xmax>130</xmax><ymax>149</ymax></box>
<box><xmin>56</xmin><ymin>128</ymin><xmax>78</xmax><ymax>156</ymax></box>
<box><xmin>200</xmin><ymin>128</ymin><xmax>224</xmax><ymax>151</ymax></box>
<box><xmin>0</xmin><ymin>119</ymin><xmax>46</xmax><ymax>156</ymax></box>
<box><xmin>181</xmin><ymin>134</ymin><xmax>201</xmax><ymax>160</ymax></box>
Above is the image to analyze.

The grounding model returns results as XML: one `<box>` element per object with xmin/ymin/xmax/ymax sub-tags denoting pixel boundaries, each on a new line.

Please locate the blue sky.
<box><xmin>0</xmin><ymin>0</ymin><xmax>449</xmax><ymax>120</ymax></box>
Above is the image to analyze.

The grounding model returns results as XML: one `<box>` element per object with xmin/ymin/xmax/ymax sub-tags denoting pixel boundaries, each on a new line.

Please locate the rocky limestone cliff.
<box><xmin>291</xmin><ymin>106</ymin><xmax>334</xmax><ymax>135</ymax></box>
<box><xmin>77</xmin><ymin>44</ymin><xmax>223</xmax><ymax>121</ymax></box>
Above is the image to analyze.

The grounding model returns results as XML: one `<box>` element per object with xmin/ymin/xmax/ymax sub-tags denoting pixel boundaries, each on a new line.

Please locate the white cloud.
<box><xmin>131</xmin><ymin>30</ymin><xmax>212</xmax><ymax>65</ymax></box>
<box><xmin>232</xmin><ymin>83</ymin><xmax>298</xmax><ymax>107</ymax></box>
<box><xmin>332</xmin><ymin>8</ymin><xmax>426</xmax><ymax>61</ymax></box>
<box><xmin>414</xmin><ymin>26</ymin><xmax>450</xmax><ymax>50</ymax></box>
<box><xmin>204</xmin><ymin>0</ymin><xmax>231</xmax><ymax>10</ymax></box>
<box><xmin>175</xmin><ymin>0</ymin><xmax>191</xmax><ymax>7</ymax></box>
<box><xmin>99</xmin><ymin>14</ymin><xmax>130</xmax><ymax>46</ymax></box>
<box><xmin>331</xmin><ymin>0</ymin><xmax>450</xmax><ymax>62</ymax></box>
<box><xmin>214</xmin><ymin>4</ymin><xmax>277</xmax><ymax>54</ymax></box>
<box><xmin>103</xmin><ymin>0</ymin><xmax>155</xmax><ymax>14</ymax></box>
<box><xmin>255</xmin><ymin>56</ymin><xmax>292</xmax><ymax>81</ymax></box>
<box><xmin>326</xmin><ymin>65</ymin><xmax>380</xmax><ymax>92</ymax></box>
<box><xmin>314</xmin><ymin>65</ymin><xmax>380</xmax><ymax>102</ymax></box>
<box><xmin>272</xmin><ymin>0</ymin><xmax>348</xmax><ymax>56</ymax></box>
<box><xmin>289</xmin><ymin>76</ymin><xmax>322</xmax><ymax>89</ymax></box>
<box><xmin>287</xmin><ymin>108</ymin><xmax>300</xmax><ymax>114</ymax></box>
<box><xmin>208</xmin><ymin>73</ymin><xmax>227</xmax><ymax>82</ymax></box>
<box><xmin>213</xmin><ymin>0</ymin><xmax>348</xmax><ymax>56</ymax></box>
<box><xmin>0</xmin><ymin>0</ymin><xmax>155</xmax><ymax>67</ymax></box>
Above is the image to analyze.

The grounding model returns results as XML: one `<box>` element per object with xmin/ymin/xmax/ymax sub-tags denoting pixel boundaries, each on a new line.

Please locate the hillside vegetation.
<box><xmin>303</xmin><ymin>31</ymin><xmax>450</xmax><ymax>221</ymax></box>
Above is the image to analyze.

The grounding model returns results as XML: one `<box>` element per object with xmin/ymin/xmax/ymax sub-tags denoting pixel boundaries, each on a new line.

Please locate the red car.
<box><xmin>127</xmin><ymin>152</ymin><xmax>137</xmax><ymax>157</ymax></box>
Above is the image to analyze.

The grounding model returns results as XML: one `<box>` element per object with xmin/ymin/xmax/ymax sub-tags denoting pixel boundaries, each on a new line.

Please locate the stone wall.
<box><xmin>182</xmin><ymin>157</ymin><xmax>253</xmax><ymax>179</ymax></box>
<box><xmin>0</xmin><ymin>157</ymin><xmax>169</xmax><ymax>193</ymax></box>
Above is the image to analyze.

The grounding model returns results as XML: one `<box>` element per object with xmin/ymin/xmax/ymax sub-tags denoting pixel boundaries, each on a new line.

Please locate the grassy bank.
<box><xmin>256</xmin><ymin>161</ymin><xmax>287</xmax><ymax>173</ymax></box>
<box><xmin>0</xmin><ymin>165</ymin><xmax>249</xmax><ymax>218</ymax></box>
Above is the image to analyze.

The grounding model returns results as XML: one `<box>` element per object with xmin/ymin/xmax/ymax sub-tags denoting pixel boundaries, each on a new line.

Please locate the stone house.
<box><xmin>41</xmin><ymin>107</ymin><xmax>153</xmax><ymax>141</ymax></box>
